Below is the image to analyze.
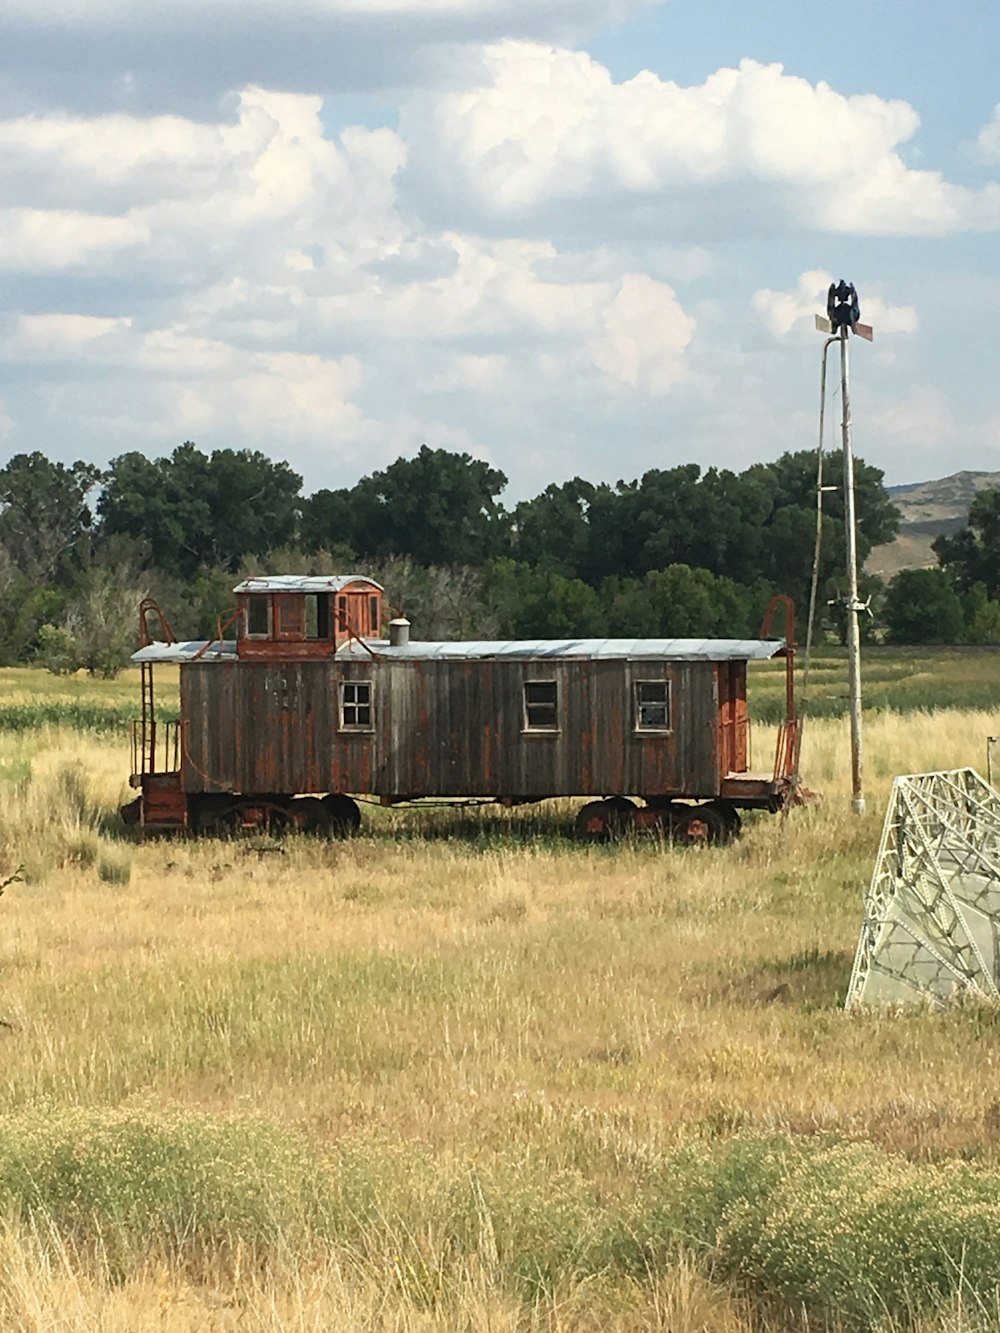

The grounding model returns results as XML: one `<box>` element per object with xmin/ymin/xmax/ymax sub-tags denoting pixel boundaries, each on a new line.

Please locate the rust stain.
<box><xmin>136</xmin><ymin>589</ymin><xmax>796</xmax><ymax>823</ymax></box>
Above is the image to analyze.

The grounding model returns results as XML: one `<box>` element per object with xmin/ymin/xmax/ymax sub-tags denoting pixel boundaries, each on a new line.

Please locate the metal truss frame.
<box><xmin>846</xmin><ymin>768</ymin><xmax>1000</xmax><ymax>1009</ymax></box>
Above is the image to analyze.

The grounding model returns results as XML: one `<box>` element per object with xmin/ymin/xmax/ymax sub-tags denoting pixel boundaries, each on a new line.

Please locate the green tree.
<box><xmin>367</xmin><ymin>556</ymin><xmax>500</xmax><ymax>640</ymax></box>
<box><xmin>502</xmin><ymin>450</ymin><xmax>897</xmax><ymax>608</ymax></box>
<box><xmin>3</xmin><ymin>585</ymin><xmax>66</xmax><ymax>664</ymax></box>
<box><xmin>64</xmin><ymin>562</ymin><xmax>151</xmax><ymax>677</ymax></box>
<box><xmin>619</xmin><ymin>466</ymin><xmax>758</xmax><ymax>583</ymax></box>
<box><xmin>743</xmin><ymin>450</ymin><xmax>900</xmax><ymax>609</ymax></box>
<box><xmin>747</xmin><ymin>449</ymin><xmax>900</xmax><ymax>554</ymax></box>
<box><xmin>34</xmin><ymin>624</ymin><xmax>80</xmax><ymax>675</ymax></box>
<box><xmin>883</xmin><ymin>568</ymin><xmax>966</xmax><ymax>645</ymax></box>
<box><xmin>488</xmin><ymin>560</ymin><xmax>604</xmax><ymax>639</ymax></box>
<box><xmin>298</xmin><ymin>488</ymin><xmax>356</xmax><ymax>557</ymax></box>
<box><xmin>0</xmin><ymin>452</ymin><xmax>103</xmax><ymax>582</ymax></box>
<box><xmin>962</xmin><ymin>582</ymin><xmax>1000</xmax><ymax>644</ymax></box>
<box><xmin>510</xmin><ymin>479</ymin><xmax>595</xmax><ymax>576</ymax></box>
<box><xmin>933</xmin><ymin>488</ymin><xmax>1000</xmax><ymax>598</ymax></box>
<box><xmin>99</xmin><ymin>442</ymin><xmax>302</xmax><ymax>579</ymax></box>
<box><xmin>603</xmin><ymin>565</ymin><xmax>753</xmax><ymax>638</ymax></box>
<box><xmin>304</xmin><ymin>447</ymin><xmax>509</xmax><ymax>567</ymax></box>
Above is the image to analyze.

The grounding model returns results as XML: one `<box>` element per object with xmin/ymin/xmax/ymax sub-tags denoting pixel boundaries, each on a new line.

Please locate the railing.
<box><xmin>773</xmin><ymin>717</ymin><xmax>801</xmax><ymax>786</ymax></box>
<box><xmin>130</xmin><ymin>719</ymin><xmax>183</xmax><ymax>778</ymax></box>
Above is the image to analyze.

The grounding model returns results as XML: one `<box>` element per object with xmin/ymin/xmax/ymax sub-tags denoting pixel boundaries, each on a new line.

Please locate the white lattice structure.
<box><xmin>846</xmin><ymin>769</ymin><xmax>1000</xmax><ymax>1008</ymax></box>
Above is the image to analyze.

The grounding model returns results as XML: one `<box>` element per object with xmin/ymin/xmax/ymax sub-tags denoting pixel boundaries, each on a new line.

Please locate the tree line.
<box><xmin>0</xmin><ymin>440</ymin><xmax>994</xmax><ymax>676</ymax></box>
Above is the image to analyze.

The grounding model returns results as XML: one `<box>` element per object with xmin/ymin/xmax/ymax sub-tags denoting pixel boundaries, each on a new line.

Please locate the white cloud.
<box><xmin>873</xmin><ymin>387</ymin><xmax>956</xmax><ymax>449</ymax></box>
<box><xmin>753</xmin><ymin>270</ymin><xmax>918</xmax><ymax>340</ymax></box>
<box><xmin>589</xmin><ymin>274</ymin><xmax>694</xmax><ymax>393</ymax></box>
<box><xmin>402</xmin><ymin>45</ymin><xmax>1000</xmax><ymax>237</ymax></box>
<box><xmin>34</xmin><ymin>347</ymin><xmax>370</xmax><ymax>459</ymax></box>
<box><xmin>0</xmin><ymin>111</ymin><xmax>226</xmax><ymax>209</ymax></box>
<box><xmin>11</xmin><ymin>313</ymin><xmax>133</xmax><ymax>355</ymax></box>
<box><xmin>428</xmin><ymin>354</ymin><xmax>509</xmax><ymax>393</ymax></box>
<box><xmin>0</xmin><ymin>49</ymin><xmax>994</xmax><ymax>495</ymax></box>
<box><xmin>1</xmin><ymin>1</ymin><xmax>662</xmax><ymax>122</ymax></box>
<box><xmin>0</xmin><ymin>88</ymin><xmax>409</xmax><ymax>293</ymax></box>
<box><xmin>5</xmin><ymin>88</ymin><xmax>674</xmax><ymax>474</ymax></box>
<box><xmin>0</xmin><ymin>208</ymin><xmax>149</xmax><ymax>271</ymax></box>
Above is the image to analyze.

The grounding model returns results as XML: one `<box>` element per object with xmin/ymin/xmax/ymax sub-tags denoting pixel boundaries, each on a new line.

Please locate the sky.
<box><xmin>2</xmin><ymin>0</ymin><xmax>999</xmax><ymax>499</ymax></box>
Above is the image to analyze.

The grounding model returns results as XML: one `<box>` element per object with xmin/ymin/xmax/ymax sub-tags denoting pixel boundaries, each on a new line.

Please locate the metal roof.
<box><xmin>233</xmin><ymin>575</ymin><xmax>383</xmax><ymax>594</ymax></box>
<box><xmin>132</xmin><ymin>639</ymin><xmax>236</xmax><ymax>663</ymax></box>
<box><xmin>338</xmin><ymin>637</ymin><xmax>786</xmax><ymax>662</ymax></box>
<box><xmin>133</xmin><ymin>635</ymin><xmax>785</xmax><ymax>665</ymax></box>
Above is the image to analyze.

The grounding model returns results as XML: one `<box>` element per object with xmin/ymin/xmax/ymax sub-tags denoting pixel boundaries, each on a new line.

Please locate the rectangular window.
<box><xmin>523</xmin><ymin>680</ymin><xmax>558</xmax><ymax>731</ymax></box>
<box><xmin>246</xmin><ymin>596</ymin><xmax>271</xmax><ymax>638</ymax></box>
<box><xmin>275</xmin><ymin>595</ymin><xmax>304</xmax><ymax>639</ymax></box>
<box><xmin>304</xmin><ymin>593</ymin><xmax>331</xmax><ymax>640</ymax></box>
<box><xmin>340</xmin><ymin>680</ymin><xmax>373</xmax><ymax>730</ymax></box>
<box><xmin>634</xmin><ymin>680</ymin><xmax>671</xmax><ymax>732</ymax></box>
<box><xmin>369</xmin><ymin>595</ymin><xmax>380</xmax><ymax>636</ymax></box>
<box><xmin>337</xmin><ymin>595</ymin><xmax>349</xmax><ymax>631</ymax></box>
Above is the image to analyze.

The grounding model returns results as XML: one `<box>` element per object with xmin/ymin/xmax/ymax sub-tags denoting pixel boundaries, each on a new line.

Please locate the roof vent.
<box><xmin>388</xmin><ymin>617</ymin><xmax>410</xmax><ymax>648</ymax></box>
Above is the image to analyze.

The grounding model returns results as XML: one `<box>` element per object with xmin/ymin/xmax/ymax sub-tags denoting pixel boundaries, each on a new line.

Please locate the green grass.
<box><xmin>4</xmin><ymin>1106</ymin><xmax>1000</xmax><ymax>1329</ymax></box>
<box><xmin>751</xmin><ymin>646</ymin><xmax>1000</xmax><ymax>721</ymax></box>
<box><xmin>0</xmin><ymin>1107</ymin><xmax>324</xmax><ymax>1274</ymax></box>
<box><xmin>0</xmin><ymin>667</ymin><xmax>177</xmax><ymax>734</ymax></box>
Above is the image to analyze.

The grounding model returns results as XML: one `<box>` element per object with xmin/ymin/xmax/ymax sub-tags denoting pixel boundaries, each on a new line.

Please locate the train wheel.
<box><xmin>218</xmin><ymin>799</ymin><xmax>291</xmax><ymax>836</ymax></box>
<box><xmin>606</xmin><ymin>795</ymin><xmax>640</xmax><ymax>839</ymax></box>
<box><xmin>290</xmin><ymin>797</ymin><xmax>327</xmax><ymax>835</ymax></box>
<box><xmin>674</xmin><ymin>803</ymin><xmax>731</xmax><ymax>846</ymax></box>
<box><xmin>575</xmin><ymin>800</ymin><xmax>613</xmax><ymax>841</ymax></box>
<box><xmin>322</xmin><ymin>794</ymin><xmax>362</xmax><ymax>836</ymax></box>
<box><xmin>702</xmin><ymin>800</ymin><xmax>742</xmax><ymax>840</ymax></box>
<box><xmin>240</xmin><ymin>800</ymin><xmax>291</xmax><ymax>836</ymax></box>
<box><xmin>189</xmin><ymin>795</ymin><xmax>240</xmax><ymax>836</ymax></box>
<box><xmin>120</xmin><ymin>796</ymin><xmax>141</xmax><ymax>827</ymax></box>
<box><xmin>266</xmin><ymin>806</ymin><xmax>292</xmax><ymax>836</ymax></box>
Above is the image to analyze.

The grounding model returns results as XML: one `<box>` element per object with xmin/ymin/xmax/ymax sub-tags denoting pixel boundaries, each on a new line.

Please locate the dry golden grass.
<box><xmin>0</xmin><ymin>707</ymin><xmax>998</xmax><ymax>1329</ymax></box>
<box><xmin>0</xmin><ymin>1225</ymin><xmax>768</xmax><ymax>1333</ymax></box>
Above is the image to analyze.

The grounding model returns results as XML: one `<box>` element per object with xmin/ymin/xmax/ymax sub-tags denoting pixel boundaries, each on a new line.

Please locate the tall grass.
<box><xmin>752</xmin><ymin>646</ymin><xmax>1000</xmax><ymax>721</ymax></box>
<box><xmin>0</xmin><ymin>702</ymin><xmax>141</xmax><ymax>734</ymax></box>
<box><xmin>0</xmin><ymin>665</ymin><xmax>176</xmax><ymax>735</ymax></box>
<box><xmin>0</xmin><ymin>732</ymin><xmax>132</xmax><ymax>884</ymax></box>
<box><xmin>0</xmin><ymin>709</ymin><xmax>998</xmax><ymax>1328</ymax></box>
<box><xmin>1</xmin><ymin>1108</ymin><xmax>1000</xmax><ymax>1329</ymax></box>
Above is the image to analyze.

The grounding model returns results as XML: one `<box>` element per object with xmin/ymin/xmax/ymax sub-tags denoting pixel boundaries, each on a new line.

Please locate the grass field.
<box><xmin>0</xmin><ymin>663</ymin><xmax>999</xmax><ymax>1329</ymax></box>
<box><xmin>752</xmin><ymin>644</ymin><xmax>1000</xmax><ymax>721</ymax></box>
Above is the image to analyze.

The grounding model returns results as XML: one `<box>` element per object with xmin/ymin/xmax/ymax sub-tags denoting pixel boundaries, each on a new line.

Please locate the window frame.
<box><xmin>522</xmin><ymin>679</ymin><xmax>560</xmax><ymax>733</ymax></box>
<box><xmin>633</xmin><ymin>678</ymin><xmax>672</xmax><ymax>733</ymax></box>
<box><xmin>304</xmin><ymin>592</ymin><xmax>332</xmax><ymax>641</ymax></box>
<box><xmin>274</xmin><ymin>593</ymin><xmax>305</xmax><ymax>640</ymax></box>
<box><xmin>245</xmin><ymin>595</ymin><xmax>272</xmax><ymax>639</ymax></box>
<box><xmin>339</xmin><ymin>679</ymin><xmax>375</xmax><ymax>731</ymax></box>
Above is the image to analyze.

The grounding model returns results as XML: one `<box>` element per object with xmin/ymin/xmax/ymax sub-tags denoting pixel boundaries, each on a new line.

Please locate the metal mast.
<box><xmin>816</xmin><ymin>280</ymin><xmax>873</xmax><ymax>815</ymax></box>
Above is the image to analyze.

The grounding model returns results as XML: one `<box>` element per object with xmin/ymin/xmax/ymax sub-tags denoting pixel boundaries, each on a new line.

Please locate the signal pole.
<box><xmin>816</xmin><ymin>280</ymin><xmax>873</xmax><ymax>815</ymax></box>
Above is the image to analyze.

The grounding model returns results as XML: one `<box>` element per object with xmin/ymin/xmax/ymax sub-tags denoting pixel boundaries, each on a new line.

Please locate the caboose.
<box><xmin>123</xmin><ymin>575</ymin><xmax>800</xmax><ymax>843</ymax></box>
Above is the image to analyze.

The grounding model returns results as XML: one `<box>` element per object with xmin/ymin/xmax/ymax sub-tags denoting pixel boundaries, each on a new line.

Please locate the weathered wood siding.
<box><xmin>181</xmin><ymin>656</ymin><xmax>722</xmax><ymax>799</ymax></box>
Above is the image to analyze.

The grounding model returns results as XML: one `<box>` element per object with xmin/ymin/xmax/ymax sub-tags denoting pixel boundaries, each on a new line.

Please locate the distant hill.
<box><xmin>867</xmin><ymin>470</ymin><xmax>1000</xmax><ymax>580</ymax></box>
